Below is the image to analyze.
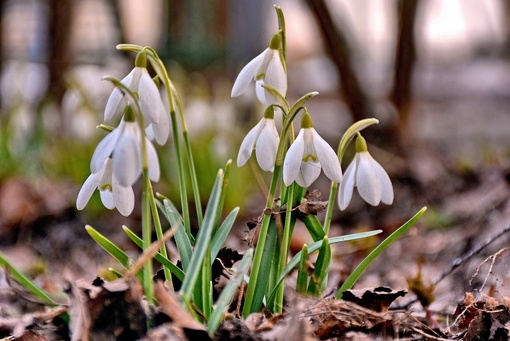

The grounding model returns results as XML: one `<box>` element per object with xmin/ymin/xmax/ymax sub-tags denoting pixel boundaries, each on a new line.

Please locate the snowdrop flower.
<box><xmin>283</xmin><ymin>111</ymin><xmax>342</xmax><ymax>187</ymax></box>
<box><xmin>237</xmin><ymin>106</ymin><xmax>279</xmax><ymax>172</ymax></box>
<box><xmin>231</xmin><ymin>33</ymin><xmax>287</xmax><ymax>105</ymax></box>
<box><xmin>77</xmin><ymin>111</ymin><xmax>160</xmax><ymax>216</ymax></box>
<box><xmin>338</xmin><ymin>133</ymin><xmax>393</xmax><ymax>210</ymax></box>
<box><xmin>104</xmin><ymin>51</ymin><xmax>169</xmax><ymax>145</ymax></box>
<box><xmin>76</xmin><ymin>158</ymin><xmax>135</xmax><ymax>216</ymax></box>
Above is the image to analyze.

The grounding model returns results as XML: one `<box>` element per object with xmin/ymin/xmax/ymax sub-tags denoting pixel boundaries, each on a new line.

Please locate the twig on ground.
<box><xmin>394</xmin><ymin>224</ymin><xmax>510</xmax><ymax>310</ymax></box>
<box><xmin>469</xmin><ymin>247</ymin><xmax>510</xmax><ymax>293</ymax></box>
<box><xmin>434</xmin><ymin>224</ymin><xmax>510</xmax><ymax>287</ymax></box>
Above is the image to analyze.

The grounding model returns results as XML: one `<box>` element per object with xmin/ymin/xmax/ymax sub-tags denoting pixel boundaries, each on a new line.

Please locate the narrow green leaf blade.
<box><xmin>158</xmin><ymin>198</ymin><xmax>193</xmax><ymax>270</ymax></box>
<box><xmin>0</xmin><ymin>252</ymin><xmax>57</xmax><ymax>306</ymax></box>
<box><xmin>208</xmin><ymin>249</ymin><xmax>253</xmax><ymax>336</ymax></box>
<box><xmin>181</xmin><ymin>169</ymin><xmax>223</xmax><ymax>301</ymax></box>
<box><xmin>249</xmin><ymin>218</ymin><xmax>279</xmax><ymax>313</ymax></box>
<box><xmin>267</xmin><ymin>229</ymin><xmax>382</xmax><ymax>303</ymax></box>
<box><xmin>122</xmin><ymin>226</ymin><xmax>185</xmax><ymax>281</ymax></box>
<box><xmin>86</xmin><ymin>225</ymin><xmax>131</xmax><ymax>268</ymax></box>
<box><xmin>300</xmin><ymin>214</ymin><xmax>326</xmax><ymax>241</ymax></box>
<box><xmin>296</xmin><ymin>244</ymin><xmax>309</xmax><ymax>294</ymax></box>
<box><xmin>210</xmin><ymin>207</ymin><xmax>239</xmax><ymax>262</ymax></box>
<box><xmin>307</xmin><ymin>237</ymin><xmax>331</xmax><ymax>296</ymax></box>
<box><xmin>336</xmin><ymin>207</ymin><xmax>427</xmax><ymax>298</ymax></box>
<box><xmin>85</xmin><ymin>225</ymin><xmax>144</xmax><ymax>283</ymax></box>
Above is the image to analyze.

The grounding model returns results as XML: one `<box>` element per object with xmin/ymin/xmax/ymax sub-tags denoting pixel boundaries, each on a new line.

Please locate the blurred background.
<box><xmin>1</xmin><ymin>0</ymin><xmax>510</xmax><ymax>304</ymax></box>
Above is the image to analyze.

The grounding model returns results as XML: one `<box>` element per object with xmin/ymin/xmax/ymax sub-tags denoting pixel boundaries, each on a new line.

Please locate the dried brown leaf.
<box><xmin>342</xmin><ymin>287</ymin><xmax>407</xmax><ymax>313</ymax></box>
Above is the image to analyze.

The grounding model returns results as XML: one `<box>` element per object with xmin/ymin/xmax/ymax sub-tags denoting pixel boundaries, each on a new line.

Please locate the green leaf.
<box><xmin>250</xmin><ymin>218</ymin><xmax>279</xmax><ymax>313</ymax></box>
<box><xmin>336</xmin><ymin>207</ymin><xmax>427</xmax><ymax>298</ymax></box>
<box><xmin>300</xmin><ymin>214</ymin><xmax>326</xmax><ymax>241</ymax></box>
<box><xmin>210</xmin><ymin>207</ymin><xmax>239</xmax><ymax>262</ymax></box>
<box><xmin>85</xmin><ymin>226</ymin><xmax>144</xmax><ymax>283</ymax></box>
<box><xmin>181</xmin><ymin>169</ymin><xmax>223</xmax><ymax>301</ymax></box>
<box><xmin>122</xmin><ymin>226</ymin><xmax>185</xmax><ymax>281</ymax></box>
<box><xmin>214</xmin><ymin>160</ymin><xmax>232</xmax><ymax>230</ymax></box>
<box><xmin>267</xmin><ymin>229</ymin><xmax>382</xmax><ymax>303</ymax></box>
<box><xmin>0</xmin><ymin>251</ymin><xmax>57</xmax><ymax>306</ymax></box>
<box><xmin>208</xmin><ymin>249</ymin><xmax>253</xmax><ymax>336</ymax></box>
<box><xmin>158</xmin><ymin>198</ymin><xmax>193</xmax><ymax>271</ymax></box>
<box><xmin>307</xmin><ymin>237</ymin><xmax>331</xmax><ymax>296</ymax></box>
<box><xmin>108</xmin><ymin>268</ymin><xmax>124</xmax><ymax>279</ymax></box>
<box><xmin>296</xmin><ymin>244</ymin><xmax>309</xmax><ymax>294</ymax></box>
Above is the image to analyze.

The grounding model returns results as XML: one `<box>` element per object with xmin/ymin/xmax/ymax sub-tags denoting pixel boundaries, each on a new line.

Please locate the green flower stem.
<box><xmin>117</xmin><ymin>44</ymin><xmax>203</xmax><ymax>235</ymax></box>
<box><xmin>323</xmin><ymin>118</ymin><xmax>380</xmax><ymax>234</ymax></box>
<box><xmin>242</xmin><ymin>164</ymin><xmax>281</xmax><ymax>317</ymax></box>
<box><xmin>141</xmin><ymin>168</ymin><xmax>153</xmax><ymax>304</ymax></box>
<box><xmin>169</xmin><ymin>110</ymin><xmax>192</xmax><ymax>238</ymax></box>
<box><xmin>323</xmin><ymin>182</ymin><xmax>338</xmax><ymax>235</ymax></box>
<box><xmin>145</xmin><ymin>47</ymin><xmax>203</xmax><ymax>227</ymax></box>
<box><xmin>183</xmin><ymin>130</ymin><xmax>203</xmax><ymax>225</ymax></box>
<box><xmin>275</xmin><ymin>5</ymin><xmax>287</xmax><ymax>74</ymax></box>
<box><xmin>103</xmin><ymin>76</ymin><xmax>154</xmax><ymax>304</ymax></box>
<box><xmin>149</xmin><ymin>181</ymin><xmax>172</xmax><ymax>288</ymax></box>
<box><xmin>274</xmin><ymin>183</ymin><xmax>295</xmax><ymax>313</ymax></box>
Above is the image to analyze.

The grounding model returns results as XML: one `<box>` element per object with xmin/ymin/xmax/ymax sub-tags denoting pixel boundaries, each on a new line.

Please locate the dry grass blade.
<box><xmin>125</xmin><ymin>223</ymin><xmax>179</xmax><ymax>278</ymax></box>
<box><xmin>153</xmin><ymin>281</ymin><xmax>206</xmax><ymax>332</ymax></box>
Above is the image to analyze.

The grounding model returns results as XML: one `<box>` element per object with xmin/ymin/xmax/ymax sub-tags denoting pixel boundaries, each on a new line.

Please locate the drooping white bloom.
<box><xmin>104</xmin><ymin>52</ymin><xmax>169</xmax><ymax>145</ymax></box>
<box><xmin>90</xmin><ymin>119</ymin><xmax>160</xmax><ymax>187</ymax></box>
<box><xmin>231</xmin><ymin>33</ymin><xmax>287</xmax><ymax>105</ymax></box>
<box><xmin>237</xmin><ymin>116</ymin><xmax>279</xmax><ymax>172</ymax></box>
<box><xmin>283</xmin><ymin>112</ymin><xmax>342</xmax><ymax>187</ymax></box>
<box><xmin>76</xmin><ymin>158</ymin><xmax>135</xmax><ymax>217</ymax></box>
<box><xmin>338</xmin><ymin>135</ymin><xmax>393</xmax><ymax>210</ymax></box>
<box><xmin>77</xmin><ymin>118</ymin><xmax>160</xmax><ymax>215</ymax></box>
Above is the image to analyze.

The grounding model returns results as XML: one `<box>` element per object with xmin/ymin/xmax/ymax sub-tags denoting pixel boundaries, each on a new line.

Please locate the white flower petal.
<box><xmin>312</xmin><ymin>129</ymin><xmax>342</xmax><ymax>183</ymax></box>
<box><xmin>90</xmin><ymin>127</ymin><xmax>120</xmax><ymax>173</ymax></box>
<box><xmin>356</xmin><ymin>152</ymin><xmax>382</xmax><ymax>206</ymax></box>
<box><xmin>264</xmin><ymin>50</ymin><xmax>287</xmax><ymax>98</ymax></box>
<box><xmin>129</xmin><ymin>67</ymin><xmax>142</xmax><ymax>89</ymax></box>
<box><xmin>76</xmin><ymin>167</ymin><xmax>104</xmax><ymax>210</ymax></box>
<box><xmin>113</xmin><ymin>122</ymin><xmax>141</xmax><ymax>186</ymax></box>
<box><xmin>255</xmin><ymin>119</ymin><xmax>279</xmax><ymax>172</ymax></box>
<box><xmin>231</xmin><ymin>48</ymin><xmax>270</xmax><ymax>97</ymax></box>
<box><xmin>371</xmin><ymin>158</ymin><xmax>394</xmax><ymax>205</ymax></box>
<box><xmin>255</xmin><ymin>79</ymin><xmax>271</xmax><ymax>105</ymax></box>
<box><xmin>112</xmin><ymin>175</ymin><xmax>135</xmax><ymax>216</ymax></box>
<box><xmin>104</xmin><ymin>69</ymin><xmax>135</xmax><ymax>121</ymax></box>
<box><xmin>338</xmin><ymin>158</ymin><xmax>357</xmax><ymax>210</ymax></box>
<box><xmin>104</xmin><ymin>88</ymin><xmax>123</xmax><ymax>121</ymax></box>
<box><xmin>237</xmin><ymin>119</ymin><xmax>264</xmax><ymax>167</ymax></box>
<box><xmin>150</xmin><ymin>109</ymin><xmax>170</xmax><ymax>145</ymax></box>
<box><xmin>99</xmin><ymin>189</ymin><xmax>115</xmax><ymax>210</ymax></box>
<box><xmin>146</xmin><ymin>138</ymin><xmax>161</xmax><ymax>182</ymax></box>
<box><xmin>283</xmin><ymin>129</ymin><xmax>305</xmax><ymax>186</ymax></box>
<box><xmin>296</xmin><ymin>161</ymin><xmax>321</xmax><ymax>188</ymax></box>
<box><xmin>139</xmin><ymin>68</ymin><xmax>164</xmax><ymax>124</ymax></box>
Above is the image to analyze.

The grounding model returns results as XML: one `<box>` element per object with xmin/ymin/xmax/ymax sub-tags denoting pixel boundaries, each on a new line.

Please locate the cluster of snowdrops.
<box><xmin>75</xmin><ymin>7</ymin><xmax>398</xmax><ymax>325</ymax></box>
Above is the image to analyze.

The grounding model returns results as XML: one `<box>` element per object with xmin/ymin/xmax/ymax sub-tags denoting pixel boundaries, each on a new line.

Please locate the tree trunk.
<box><xmin>48</xmin><ymin>0</ymin><xmax>73</xmax><ymax>108</ymax></box>
<box><xmin>390</xmin><ymin>0</ymin><xmax>420</xmax><ymax>149</ymax></box>
<box><xmin>305</xmin><ymin>0</ymin><xmax>370</xmax><ymax>122</ymax></box>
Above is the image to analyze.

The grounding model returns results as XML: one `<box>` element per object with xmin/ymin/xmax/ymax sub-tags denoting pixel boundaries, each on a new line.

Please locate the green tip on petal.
<box><xmin>355</xmin><ymin>132</ymin><xmax>368</xmax><ymax>152</ymax></box>
<box><xmin>301</xmin><ymin>110</ymin><xmax>313</xmax><ymax>129</ymax></box>
<box><xmin>269</xmin><ymin>32</ymin><xmax>281</xmax><ymax>50</ymax></box>
<box><xmin>135</xmin><ymin>50</ymin><xmax>147</xmax><ymax>68</ymax></box>
<box><xmin>124</xmin><ymin>104</ymin><xmax>136</xmax><ymax>122</ymax></box>
<box><xmin>263</xmin><ymin>106</ymin><xmax>275</xmax><ymax>119</ymax></box>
